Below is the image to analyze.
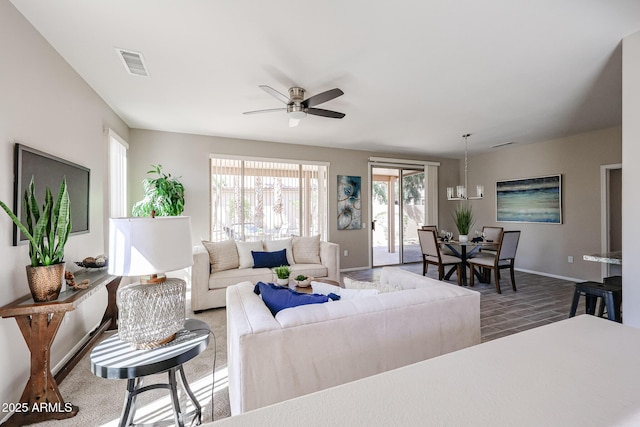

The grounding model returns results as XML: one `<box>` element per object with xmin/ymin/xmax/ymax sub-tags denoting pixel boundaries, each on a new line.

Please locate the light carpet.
<box><xmin>36</xmin><ymin>306</ymin><xmax>230</xmax><ymax>426</ymax></box>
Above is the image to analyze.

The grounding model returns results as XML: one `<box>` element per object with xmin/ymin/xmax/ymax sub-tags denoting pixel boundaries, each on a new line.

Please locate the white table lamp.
<box><xmin>108</xmin><ymin>216</ymin><xmax>193</xmax><ymax>349</ymax></box>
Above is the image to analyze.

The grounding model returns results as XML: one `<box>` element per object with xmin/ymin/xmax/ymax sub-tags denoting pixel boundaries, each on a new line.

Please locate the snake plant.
<box><xmin>0</xmin><ymin>177</ymin><xmax>71</xmax><ymax>266</ymax></box>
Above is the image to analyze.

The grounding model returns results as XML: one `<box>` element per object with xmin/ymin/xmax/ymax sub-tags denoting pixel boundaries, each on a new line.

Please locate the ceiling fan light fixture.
<box><xmin>287</xmin><ymin>103</ymin><xmax>307</xmax><ymax>120</ymax></box>
<box><xmin>289</xmin><ymin>110</ymin><xmax>307</xmax><ymax>120</ymax></box>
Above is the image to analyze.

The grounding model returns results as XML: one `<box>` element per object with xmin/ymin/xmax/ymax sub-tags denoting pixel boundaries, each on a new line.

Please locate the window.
<box><xmin>108</xmin><ymin>130</ymin><xmax>128</xmax><ymax>218</ymax></box>
<box><xmin>210</xmin><ymin>156</ymin><xmax>328</xmax><ymax>242</ymax></box>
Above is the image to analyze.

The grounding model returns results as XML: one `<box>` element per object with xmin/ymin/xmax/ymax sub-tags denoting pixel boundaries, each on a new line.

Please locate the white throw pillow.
<box><xmin>292</xmin><ymin>235</ymin><xmax>321</xmax><ymax>264</ymax></box>
<box><xmin>264</xmin><ymin>238</ymin><xmax>295</xmax><ymax>265</ymax></box>
<box><xmin>235</xmin><ymin>240</ymin><xmax>264</xmax><ymax>268</ymax></box>
<box><xmin>202</xmin><ymin>240</ymin><xmax>239</xmax><ymax>272</ymax></box>
<box><xmin>311</xmin><ymin>281</ymin><xmax>379</xmax><ymax>300</ymax></box>
<box><xmin>343</xmin><ymin>277</ymin><xmax>403</xmax><ymax>293</ymax></box>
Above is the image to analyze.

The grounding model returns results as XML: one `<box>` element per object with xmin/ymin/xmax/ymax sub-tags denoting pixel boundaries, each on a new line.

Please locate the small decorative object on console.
<box><xmin>75</xmin><ymin>254</ymin><xmax>108</xmax><ymax>268</ymax></box>
<box><xmin>65</xmin><ymin>271</ymin><xmax>89</xmax><ymax>290</ymax></box>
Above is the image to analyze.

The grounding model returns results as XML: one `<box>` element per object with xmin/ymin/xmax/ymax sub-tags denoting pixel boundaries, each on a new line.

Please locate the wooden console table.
<box><xmin>0</xmin><ymin>270</ymin><xmax>121</xmax><ymax>426</ymax></box>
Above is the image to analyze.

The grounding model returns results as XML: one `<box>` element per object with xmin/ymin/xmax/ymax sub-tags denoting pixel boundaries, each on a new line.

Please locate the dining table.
<box><xmin>441</xmin><ymin>239</ymin><xmax>495</xmax><ymax>286</ymax></box>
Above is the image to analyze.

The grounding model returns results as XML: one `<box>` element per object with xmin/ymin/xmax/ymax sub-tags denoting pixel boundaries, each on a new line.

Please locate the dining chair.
<box><xmin>417</xmin><ymin>229</ymin><xmax>462</xmax><ymax>285</ymax></box>
<box><xmin>479</xmin><ymin>226</ymin><xmax>503</xmax><ymax>254</ymax></box>
<box><xmin>421</xmin><ymin>225</ymin><xmax>454</xmax><ymax>255</ymax></box>
<box><xmin>468</xmin><ymin>230</ymin><xmax>521</xmax><ymax>293</ymax></box>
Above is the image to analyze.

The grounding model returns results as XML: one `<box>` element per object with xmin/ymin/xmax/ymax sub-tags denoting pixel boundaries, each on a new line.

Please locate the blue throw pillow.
<box><xmin>251</xmin><ymin>248</ymin><xmax>289</xmax><ymax>268</ymax></box>
<box><xmin>253</xmin><ymin>281</ymin><xmax>339</xmax><ymax>315</ymax></box>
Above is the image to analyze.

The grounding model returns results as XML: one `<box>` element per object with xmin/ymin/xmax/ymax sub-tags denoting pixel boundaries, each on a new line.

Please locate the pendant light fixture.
<box><xmin>447</xmin><ymin>133</ymin><xmax>484</xmax><ymax>200</ymax></box>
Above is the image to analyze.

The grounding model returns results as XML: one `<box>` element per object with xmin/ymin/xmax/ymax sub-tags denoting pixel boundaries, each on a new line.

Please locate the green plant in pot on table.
<box><xmin>453</xmin><ymin>204</ymin><xmax>475</xmax><ymax>243</ymax></box>
<box><xmin>0</xmin><ymin>177</ymin><xmax>71</xmax><ymax>302</ymax></box>
<box><xmin>274</xmin><ymin>265</ymin><xmax>291</xmax><ymax>286</ymax></box>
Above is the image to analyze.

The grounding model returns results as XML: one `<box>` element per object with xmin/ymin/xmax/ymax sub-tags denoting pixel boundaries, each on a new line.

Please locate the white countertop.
<box><xmin>583</xmin><ymin>251</ymin><xmax>622</xmax><ymax>265</ymax></box>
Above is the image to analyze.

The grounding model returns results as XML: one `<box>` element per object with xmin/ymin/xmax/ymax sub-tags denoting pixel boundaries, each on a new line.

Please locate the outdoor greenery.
<box><xmin>132</xmin><ymin>164</ymin><xmax>185</xmax><ymax>217</ymax></box>
<box><xmin>453</xmin><ymin>204</ymin><xmax>475</xmax><ymax>235</ymax></box>
<box><xmin>372</xmin><ymin>172</ymin><xmax>425</xmax><ymax>205</ymax></box>
<box><xmin>274</xmin><ymin>265</ymin><xmax>291</xmax><ymax>280</ymax></box>
<box><xmin>0</xmin><ymin>177</ymin><xmax>71</xmax><ymax>266</ymax></box>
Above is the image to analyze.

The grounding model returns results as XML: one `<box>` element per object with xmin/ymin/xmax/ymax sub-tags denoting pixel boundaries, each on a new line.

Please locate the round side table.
<box><xmin>90</xmin><ymin>318</ymin><xmax>210</xmax><ymax>427</ymax></box>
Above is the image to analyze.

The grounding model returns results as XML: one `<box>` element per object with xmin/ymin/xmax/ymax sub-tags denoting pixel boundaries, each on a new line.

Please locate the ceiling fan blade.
<box><xmin>307</xmin><ymin>108</ymin><xmax>345</xmax><ymax>119</ymax></box>
<box><xmin>302</xmin><ymin>88</ymin><xmax>344</xmax><ymax>108</ymax></box>
<box><xmin>259</xmin><ymin>85</ymin><xmax>291</xmax><ymax>104</ymax></box>
<box><xmin>289</xmin><ymin>117</ymin><xmax>301</xmax><ymax>127</ymax></box>
<box><xmin>243</xmin><ymin>108</ymin><xmax>287</xmax><ymax>115</ymax></box>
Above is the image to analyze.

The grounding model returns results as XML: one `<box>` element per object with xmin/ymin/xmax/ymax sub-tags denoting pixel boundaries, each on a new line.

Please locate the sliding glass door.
<box><xmin>371</xmin><ymin>166</ymin><xmax>425</xmax><ymax>266</ymax></box>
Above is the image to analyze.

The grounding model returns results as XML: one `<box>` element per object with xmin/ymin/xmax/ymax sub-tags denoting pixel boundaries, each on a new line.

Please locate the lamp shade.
<box><xmin>108</xmin><ymin>216</ymin><xmax>193</xmax><ymax>277</ymax></box>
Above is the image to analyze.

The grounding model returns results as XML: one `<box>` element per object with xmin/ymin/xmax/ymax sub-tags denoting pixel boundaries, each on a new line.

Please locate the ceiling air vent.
<box><xmin>116</xmin><ymin>48</ymin><xmax>149</xmax><ymax>77</ymax></box>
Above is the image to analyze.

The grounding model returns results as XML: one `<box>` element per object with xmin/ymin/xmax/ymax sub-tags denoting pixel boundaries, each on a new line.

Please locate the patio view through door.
<box><xmin>371</xmin><ymin>166</ymin><xmax>425</xmax><ymax>267</ymax></box>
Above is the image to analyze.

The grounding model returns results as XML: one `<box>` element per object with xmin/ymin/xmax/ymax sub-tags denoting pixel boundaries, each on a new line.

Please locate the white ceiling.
<box><xmin>10</xmin><ymin>0</ymin><xmax>640</xmax><ymax>158</ymax></box>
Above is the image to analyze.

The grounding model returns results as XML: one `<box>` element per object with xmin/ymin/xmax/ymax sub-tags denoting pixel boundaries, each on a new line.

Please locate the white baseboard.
<box><xmin>515</xmin><ymin>268</ymin><xmax>584</xmax><ymax>283</ymax></box>
<box><xmin>340</xmin><ymin>267</ymin><xmax>371</xmax><ymax>273</ymax></box>
<box><xmin>52</xmin><ymin>319</ymin><xmax>103</xmax><ymax>375</ymax></box>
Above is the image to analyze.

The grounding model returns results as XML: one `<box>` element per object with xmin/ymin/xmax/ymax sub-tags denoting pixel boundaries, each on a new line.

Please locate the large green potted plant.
<box><xmin>132</xmin><ymin>164</ymin><xmax>185</xmax><ymax>217</ymax></box>
<box><xmin>0</xmin><ymin>177</ymin><xmax>71</xmax><ymax>301</ymax></box>
<box><xmin>453</xmin><ymin>204</ymin><xmax>475</xmax><ymax>243</ymax></box>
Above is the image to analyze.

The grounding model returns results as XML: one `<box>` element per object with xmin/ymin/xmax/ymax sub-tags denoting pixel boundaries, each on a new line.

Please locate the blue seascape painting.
<box><xmin>496</xmin><ymin>175</ymin><xmax>562</xmax><ymax>223</ymax></box>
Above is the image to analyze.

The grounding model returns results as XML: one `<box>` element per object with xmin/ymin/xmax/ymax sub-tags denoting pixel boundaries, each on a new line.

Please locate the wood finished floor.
<box><xmin>343</xmin><ymin>263</ymin><xmax>585</xmax><ymax>342</ymax></box>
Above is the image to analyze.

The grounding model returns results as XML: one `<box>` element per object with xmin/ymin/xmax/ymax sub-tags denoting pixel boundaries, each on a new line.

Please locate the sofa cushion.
<box><xmin>289</xmin><ymin>264</ymin><xmax>328</xmax><ymax>279</ymax></box>
<box><xmin>209</xmin><ymin>268</ymin><xmax>272</xmax><ymax>290</ymax></box>
<box><xmin>236</xmin><ymin>241</ymin><xmax>264</xmax><ymax>268</ymax></box>
<box><xmin>264</xmin><ymin>238</ymin><xmax>295</xmax><ymax>265</ymax></box>
<box><xmin>344</xmin><ymin>277</ymin><xmax>403</xmax><ymax>293</ymax></box>
<box><xmin>202</xmin><ymin>240</ymin><xmax>239</xmax><ymax>272</ymax></box>
<box><xmin>253</xmin><ymin>281</ymin><xmax>332</xmax><ymax>315</ymax></box>
<box><xmin>252</xmin><ymin>249</ymin><xmax>289</xmax><ymax>268</ymax></box>
<box><xmin>292</xmin><ymin>235</ymin><xmax>321</xmax><ymax>264</ymax></box>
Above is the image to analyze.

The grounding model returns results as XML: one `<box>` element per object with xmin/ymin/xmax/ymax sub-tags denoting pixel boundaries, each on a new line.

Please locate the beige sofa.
<box><xmin>191</xmin><ymin>236</ymin><xmax>339</xmax><ymax>311</ymax></box>
<box><xmin>226</xmin><ymin>267</ymin><xmax>481</xmax><ymax>415</ymax></box>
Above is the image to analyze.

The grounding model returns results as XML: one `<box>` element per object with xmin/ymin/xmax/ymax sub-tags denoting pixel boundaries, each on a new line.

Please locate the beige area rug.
<box><xmin>35</xmin><ymin>306</ymin><xmax>230</xmax><ymax>426</ymax></box>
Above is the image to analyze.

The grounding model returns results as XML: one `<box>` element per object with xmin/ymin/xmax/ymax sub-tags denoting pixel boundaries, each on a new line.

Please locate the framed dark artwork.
<box><xmin>337</xmin><ymin>175</ymin><xmax>361</xmax><ymax>230</ymax></box>
<box><xmin>13</xmin><ymin>143</ymin><xmax>90</xmax><ymax>245</ymax></box>
<box><xmin>496</xmin><ymin>174</ymin><xmax>562</xmax><ymax>224</ymax></box>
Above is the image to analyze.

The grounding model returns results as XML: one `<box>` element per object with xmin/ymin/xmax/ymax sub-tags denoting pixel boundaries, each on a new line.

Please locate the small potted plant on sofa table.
<box><xmin>293</xmin><ymin>274</ymin><xmax>313</xmax><ymax>288</ymax></box>
<box><xmin>274</xmin><ymin>265</ymin><xmax>291</xmax><ymax>286</ymax></box>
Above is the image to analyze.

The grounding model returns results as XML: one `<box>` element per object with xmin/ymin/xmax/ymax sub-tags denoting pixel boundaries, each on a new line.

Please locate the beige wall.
<box><xmin>127</xmin><ymin>126</ymin><xmax>623</xmax><ymax>280</ymax></box>
<box><xmin>128</xmin><ymin>129</ymin><xmax>459</xmax><ymax>270</ymax></box>
<box><xmin>463</xmin><ymin>127</ymin><xmax>622</xmax><ymax>281</ymax></box>
<box><xmin>622</xmin><ymin>30</ymin><xmax>640</xmax><ymax>327</ymax></box>
<box><xmin>0</xmin><ymin>2</ymin><xmax>129</xmax><ymax>414</ymax></box>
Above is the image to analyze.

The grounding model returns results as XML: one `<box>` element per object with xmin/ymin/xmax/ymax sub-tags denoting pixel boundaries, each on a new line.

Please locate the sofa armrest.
<box><xmin>320</xmin><ymin>241</ymin><xmax>340</xmax><ymax>281</ymax></box>
<box><xmin>191</xmin><ymin>244</ymin><xmax>211</xmax><ymax>311</ymax></box>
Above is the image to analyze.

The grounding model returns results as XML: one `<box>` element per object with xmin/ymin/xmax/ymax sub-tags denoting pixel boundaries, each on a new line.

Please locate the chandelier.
<box><xmin>447</xmin><ymin>133</ymin><xmax>484</xmax><ymax>200</ymax></box>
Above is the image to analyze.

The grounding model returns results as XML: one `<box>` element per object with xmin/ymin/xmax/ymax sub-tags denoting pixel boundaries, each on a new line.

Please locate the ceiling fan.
<box><xmin>243</xmin><ymin>85</ymin><xmax>345</xmax><ymax>127</ymax></box>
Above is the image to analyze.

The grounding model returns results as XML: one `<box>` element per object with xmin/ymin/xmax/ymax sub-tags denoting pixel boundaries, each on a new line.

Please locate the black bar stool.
<box><xmin>569</xmin><ymin>279</ymin><xmax>622</xmax><ymax>323</ymax></box>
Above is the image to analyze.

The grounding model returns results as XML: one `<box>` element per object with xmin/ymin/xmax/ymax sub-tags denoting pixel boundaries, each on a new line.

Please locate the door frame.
<box><xmin>600</xmin><ymin>163</ymin><xmax>622</xmax><ymax>278</ymax></box>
